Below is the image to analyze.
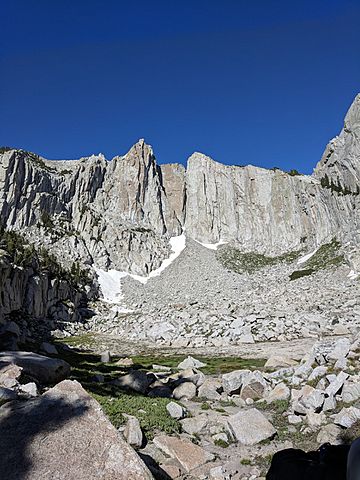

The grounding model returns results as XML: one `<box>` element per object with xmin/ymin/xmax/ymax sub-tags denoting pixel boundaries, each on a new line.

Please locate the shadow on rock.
<box><xmin>0</xmin><ymin>394</ymin><xmax>88</xmax><ymax>479</ymax></box>
<box><xmin>138</xmin><ymin>452</ymin><xmax>172</xmax><ymax>480</ymax></box>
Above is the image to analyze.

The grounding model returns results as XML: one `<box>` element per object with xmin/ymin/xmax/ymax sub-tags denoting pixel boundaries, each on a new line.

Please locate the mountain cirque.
<box><xmin>0</xmin><ymin>94</ymin><xmax>359</xmax><ymax>346</ymax></box>
<box><xmin>0</xmin><ymin>94</ymin><xmax>359</xmax><ymax>273</ymax></box>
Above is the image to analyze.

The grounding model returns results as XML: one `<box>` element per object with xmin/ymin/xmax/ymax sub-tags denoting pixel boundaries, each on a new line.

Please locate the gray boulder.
<box><xmin>240</xmin><ymin>371</ymin><xmax>268</xmax><ymax>401</ymax></box>
<box><xmin>266</xmin><ymin>382</ymin><xmax>290</xmax><ymax>403</ymax></box>
<box><xmin>166</xmin><ymin>401</ymin><xmax>185</xmax><ymax>419</ymax></box>
<box><xmin>172</xmin><ymin>381</ymin><xmax>197</xmax><ymax>400</ymax></box>
<box><xmin>265</xmin><ymin>355</ymin><xmax>298</xmax><ymax>369</ymax></box>
<box><xmin>317</xmin><ymin>423</ymin><xmax>343</xmax><ymax>445</ymax></box>
<box><xmin>123</xmin><ymin>415</ymin><xmax>143</xmax><ymax>448</ymax></box>
<box><xmin>0</xmin><ymin>363</ymin><xmax>22</xmax><ymax>389</ymax></box>
<box><xmin>198</xmin><ymin>378</ymin><xmax>222</xmax><ymax>400</ymax></box>
<box><xmin>293</xmin><ymin>385</ymin><xmax>325</xmax><ymax>413</ymax></box>
<box><xmin>0</xmin><ymin>352</ymin><xmax>70</xmax><ymax>384</ymax></box>
<box><xmin>153</xmin><ymin>435</ymin><xmax>214</xmax><ymax>473</ymax></box>
<box><xmin>342</xmin><ymin>382</ymin><xmax>360</xmax><ymax>403</ymax></box>
<box><xmin>0</xmin><ymin>386</ymin><xmax>17</xmax><ymax>405</ymax></box>
<box><xmin>327</xmin><ymin>338</ymin><xmax>351</xmax><ymax>361</ymax></box>
<box><xmin>40</xmin><ymin>342</ymin><xmax>58</xmax><ymax>355</ymax></box>
<box><xmin>227</xmin><ymin>408</ymin><xmax>276</xmax><ymax>445</ymax></box>
<box><xmin>334</xmin><ymin>406</ymin><xmax>360</xmax><ymax>428</ymax></box>
<box><xmin>222</xmin><ymin>369</ymin><xmax>251</xmax><ymax>395</ymax></box>
<box><xmin>177</xmin><ymin>356</ymin><xmax>207</xmax><ymax>370</ymax></box>
<box><xmin>180</xmin><ymin>415</ymin><xmax>208</xmax><ymax>435</ymax></box>
<box><xmin>100</xmin><ymin>350</ymin><xmax>111</xmax><ymax>363</ymax></box>
<box><xmin>0</xmin><ymin>380</ymin><xmax>154</xmax><ymax>479</ymax></box>
<box><xmin>19</xmin><ymin>382</ymin><xmax>38</xmax><ymax>397</ymax></box>
<box><xmin>325</xmin><ymin>371</ymin><xmax>348</xmax><ymax>397</ymax></box>
<box><xmin>114</xmin><ymin>370</ymin><xmax>151</xmax><ymax>394</ymax></box>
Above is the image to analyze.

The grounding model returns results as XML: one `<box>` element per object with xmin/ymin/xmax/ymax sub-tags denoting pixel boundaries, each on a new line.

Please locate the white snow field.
<box><xmin>196</xmin><ymin>240</ymin><xmax>227</xmax><ymax>250</ymax></box>
<box><xmin>348</xmin><ymin>270</ymin><xmax>359</xmax><ymax>280</ymax></box>
<box><xmin>94</xmin><ymin>268</ymin><xmax>128</xmax><ymax>303</ymax></box>
<box><xmin>95</xmin><ymin>234</ymin><xmax>186</xmax><ymax>303</ymax></box>
<box><xmin>297</xmin><ymin>247</ymin><xmax>319</xmax><ymax>265</ymax></box>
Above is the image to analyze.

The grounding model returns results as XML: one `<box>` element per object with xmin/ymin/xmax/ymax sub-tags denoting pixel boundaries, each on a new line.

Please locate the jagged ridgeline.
<box><xmin>0</xmin><ymin>94</ymin><xmax>359</xmax><ymax>328</ymax></box>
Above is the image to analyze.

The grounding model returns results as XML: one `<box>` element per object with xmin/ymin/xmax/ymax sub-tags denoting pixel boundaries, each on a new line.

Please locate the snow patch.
<box><xmin>94</xmin><ymin>268</ymin><xmax>127</xmax><ymax>303</ymax></box>
<box><xmin>196</xmin><ymin>240</ymin><xmax>227</xmax><ymax>250</ymax></box>
<box><xmin>95</xmin><ymin>234</ymin><xmax>186</xmax><ymax>303</ymax></box>
<box><xmin>348</xmin><ymin>270</ymin><xmax>359</xmax><ymax>280</ymax></box>
<box><xmin>297</xmin><ymin>247</ymin><xmax>319</xmax><ymax>265</ymax></box>
<box><xmin>131</xmin><ymin>234</ymin><xmax>186</xmax><ymax>284</ymax></box>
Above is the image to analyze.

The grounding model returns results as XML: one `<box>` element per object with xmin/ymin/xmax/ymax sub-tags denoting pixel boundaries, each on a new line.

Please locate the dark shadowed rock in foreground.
<box><xmin>0</xmin><ymin>351</ymin><xmax>70</xmax><ymax>384</ymax></box>
<box><xmin>0</xmin><ymin>380</ymin><xmax>154</xmax><ymax>480</ymax></box>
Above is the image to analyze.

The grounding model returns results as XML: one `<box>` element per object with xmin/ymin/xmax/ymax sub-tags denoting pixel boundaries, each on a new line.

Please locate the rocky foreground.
<box><xmin>2</xmin><ymin>327</ymin><xmax>360</xmax><ymax>479</ymax></box>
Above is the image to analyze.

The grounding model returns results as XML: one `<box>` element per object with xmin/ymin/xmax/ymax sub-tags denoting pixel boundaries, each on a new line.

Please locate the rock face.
<box><xmin>0</xmin><ymin>140</ymin><xmax>184</xmax><ymax>276</ymax></box>
<box><xmin>0</xmin><ymin>248</ymin><xmax>92</xmax><ymax>332</ymax></box>
<box><xmin>185</xmin><ymin>157</ymin><xmax>358</xmax><ymax>255</ymax></box>
<box><xmin>0</xmin><ymin>379</ymin><xmax>153</xmax><ymax>479</ymax></box>
<box><xmin>185</xmin><ymin>94</ymin><xmax>360</xmax><ymax>253</ymax></box>
<box><xmin>0</xmin><ymin>94</ymin><xmax>359</xmax><ymax>282</ymax></box>
<box><xmin>315</xmin><ymin>94</ymin><xmax>360</xmax><ymax>198</ymax></box>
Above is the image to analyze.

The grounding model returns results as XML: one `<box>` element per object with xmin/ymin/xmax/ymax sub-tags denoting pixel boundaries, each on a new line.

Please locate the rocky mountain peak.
<box><xmin>314</xmin><ymin>94</ymin><xmax>360</xmax><ymax>196</ymax></box>
<box><xmin>344</xmin><ymin>93</ymin><xmax>360</xmax><ymax>133</ymax></box>
<box><xmin>118</xmin><ymin>138</ymin><xmax>153</xmax><ymax>163</ymax></box>
<box><xmin>0</xmin><ymin>95</ymin><xmax>359</xmax><ymax>278</ymax></box>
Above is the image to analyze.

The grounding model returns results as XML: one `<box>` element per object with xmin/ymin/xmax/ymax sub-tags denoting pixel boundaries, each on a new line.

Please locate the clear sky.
<box><xmin>1</xmin><ymin>0</ymin><xmax>360</xmax><ymax>174</ymax></box>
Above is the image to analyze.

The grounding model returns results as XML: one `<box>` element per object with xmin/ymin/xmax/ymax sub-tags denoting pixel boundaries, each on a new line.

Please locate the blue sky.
<box><xmin>1</xmin><ymin>1</ymin><xmax>360</xmax><ymax>174</ymax></box>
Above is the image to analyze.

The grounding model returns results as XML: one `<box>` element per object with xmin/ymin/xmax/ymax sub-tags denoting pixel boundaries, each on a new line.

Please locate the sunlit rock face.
<box><xmin>315</xmin><ymin>94</ymin><xmax>360</xmax><ymax>196</ymax></box>
<box><xmin>0</xmin><ymin>95</ymin><xmax>359</xmax><ymax>275</ymax></box>
<box><xmin>0</xmin><ymin>140</ymin><xmax>185</xmax><ymax>275</ymax></box>
<box><xmin>185</xmin><ymin>94</ymin><xmax>360</xmax><ymax>253</ymax></box>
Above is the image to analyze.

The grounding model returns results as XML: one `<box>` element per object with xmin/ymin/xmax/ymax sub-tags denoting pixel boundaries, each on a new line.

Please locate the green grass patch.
<box><xmin>289</xmin><ymin>239</ymin><xmax>344</xmax><ymax>281</ymax></box>
<box><xmin>289</xmin><ymin>268</ymin><xmax>314</xmax><ymax>281</ymax></box>
<box><xmin>214</xmin><ymin>438</ymin><xmax>229</xmax><ymax>448</ymax></box>
<box><xmin>270</xmin><ymin>399</ymin><xmax>289</xmax><ymax>414</ymax></box>
<box><xmin>60</xmin><ymin>334</ymin><xmax>97</xmax><ymax>349</ymax></box>
<box><xmin>256</xmin><ymin>399</ymin><xmax>289</xmax><ymax>415</ymax></box>
<box><xmin>125</xmin><ymin>354</ymin><xmax>265</xmax><ymax>375</ymax></box>
<box><xmin>92</xmin><ymin>393</ymin><xmax>180</xmax><ymax>438</ymax></box>
<box><xmin>56</xmin><ymin>345</ymin><xmax>180</xmax><ymax>439</ymax></box>
<box><xmin>216</xmin><ymin>247</ymin><xmax>300</xmax><ymax>274</ymax></box>
<box><xmin>55</xmin><ymin>343</ymin><xmax>266</xmax><ymax>438</ymax></box>
<box><xmin>61</xmin><ymin>335</ymin><xmax>265</xmax><ymax>375</ymax></box>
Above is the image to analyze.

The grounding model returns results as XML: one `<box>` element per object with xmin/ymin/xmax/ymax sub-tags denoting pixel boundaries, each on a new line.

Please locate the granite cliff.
<box><xmin>0</xmin><ymin>95</ymin><xmax>359</xmax><ymax>334</ymax></box>
<box><xmin>1</xmin><ymin>96</ymin><xmax>359</xmax><ymax>279</ymax></box>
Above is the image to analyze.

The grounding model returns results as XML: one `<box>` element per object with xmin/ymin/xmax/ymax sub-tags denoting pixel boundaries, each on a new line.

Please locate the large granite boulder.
<box><xmin>0</xmin><ymin>380</ymin><xmax>153</xmax><ymax>479</ymax></box>
<box><xmin>114</xmin><ymin>370</ymin><xmax>152</xmax><ymax>394</ymax></box>
<box><xmin>0</xmin><ymin>351</ymin><xmax>70</xmax><ymax>384</ymax></box>
<box><xmin>153</xmin><ymin>435</ymin><xmax>214</xmax><ymax>473</ymax></box>
<box><xmin>177</xmin><ymin>356</ymin><xmax>207</xmax><ymax>370</ymax></box>
<box><xmin>222</xmin><ymin>369</ymin><xmax>251</xmax><ymax>395</ymax></box>
<box><xmin>226</xmin><ymin>408</ymin><xmax>276</xmax><ymax>445</ymax></box>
